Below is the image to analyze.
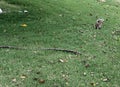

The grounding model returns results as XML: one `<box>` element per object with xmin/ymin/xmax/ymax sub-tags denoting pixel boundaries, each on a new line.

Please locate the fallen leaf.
<box><xmin>102</xmin><ymin>78</ymin><xmax>110</xmax><ymax>82</ymax></box>
<box><xmin>39</xmin><ymin>79</ymin><xmax>45</xmax><ymax>84</ymax></box>
<box><xmin>59</xmin><ymin>59</ymin><xmax>64</xmax><ymax>62</ymax></box>
<box><xmin>21</xmin><ymin>24</ymin><xmax>27</xmax><ymax>27</ymax></box>
<box><xmin>12</xmin><ymin>78</ymin><xmax>17</xmax><ymax>82</ymax></box>
<box><xmin>59</xmin><ymin>59</ymin><xmax>67</xmax><ymax>63</ymax></box>
<box><xmin>20</xmin><ymin>75</ymin><xmax>27</xmax><ymax>79</ymax></box>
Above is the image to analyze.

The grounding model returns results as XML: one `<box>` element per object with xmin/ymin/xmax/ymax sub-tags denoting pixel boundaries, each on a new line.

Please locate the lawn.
<box><xmin>0</xmin><ymin>0</ymin><xmax>120</xmax><ymax>87</ymax></box>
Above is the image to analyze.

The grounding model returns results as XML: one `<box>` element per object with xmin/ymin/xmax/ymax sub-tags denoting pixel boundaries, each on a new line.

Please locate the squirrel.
<box><xmin>95</xmin><ymin>18</ymin><xmax>104</xmax><ymax>29</ymax></box>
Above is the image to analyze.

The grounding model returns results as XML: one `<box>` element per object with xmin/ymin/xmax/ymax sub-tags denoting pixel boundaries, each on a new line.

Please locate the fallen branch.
<box><xmin>0</xmin><ymin>46</ymin><xmax>81</xmax><ymax>55</ymax></box>
<box><xmin>0</xmin><ymin>46</ymin><xmax>26</xmax><ymax>50</ymax></box>
<box><xmin>40</xmin><ymin>48</ymin><xmax>81</xmax><ymax>55</ymax></box>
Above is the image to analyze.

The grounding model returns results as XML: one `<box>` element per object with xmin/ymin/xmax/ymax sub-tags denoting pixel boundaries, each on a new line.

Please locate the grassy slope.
<box><xmin>0</xmin><ymin>0</ymin><xmax>120</xmax><ymax>87</ymax></box>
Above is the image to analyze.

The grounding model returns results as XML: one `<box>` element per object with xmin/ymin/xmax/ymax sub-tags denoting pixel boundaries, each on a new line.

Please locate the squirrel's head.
<box><xmin>97</xmin><ymin>18</ymin><xmax>104</xmax><ymax>23</ymax></box>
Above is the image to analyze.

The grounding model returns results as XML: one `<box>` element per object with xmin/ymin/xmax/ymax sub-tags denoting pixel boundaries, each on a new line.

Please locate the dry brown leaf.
<box><xmin>21</xmin><ymin>24</ymin><xmax>27</xmax><ymax>27</ymax></box>
<box><xmin>12</xmin><ymin>78</ymin><xmax>17</xmax><ymax>82</ymax></box>
<box><xmin>59</xmin><ymin>59</ymin><xmax>67</xmax><ymax>63</ymax></box>
<box><xmin>59</xmin><ymin>59</ymin><xmax>64</xmax><ymax>62</ymax></box>
<box><xmin>102</xmin><ymin>78</ymin><xmax>110</xmax><ymax>82</ymax></box>
<box><xmin>39</xmin><ymin>79</ymin><xmax>45</xmax><ymax>84</ymax></box>
<box><xmin>20</xmin><ymin>75</ymin><xmax>27</xmax><ymax>79</ymax></box>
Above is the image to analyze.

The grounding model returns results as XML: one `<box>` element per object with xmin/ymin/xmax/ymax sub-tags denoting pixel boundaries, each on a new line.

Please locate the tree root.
<box><xmin>0</xmin><ymin>46</ymin><xmax>81</xmax><ymax>55</ymax></box>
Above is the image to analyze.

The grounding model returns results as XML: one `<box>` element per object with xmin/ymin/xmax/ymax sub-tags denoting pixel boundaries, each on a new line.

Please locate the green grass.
<box><xmin>0</xmin><ymin>0</ymin><xmax>120</xmax><ymax>87</ymax></box>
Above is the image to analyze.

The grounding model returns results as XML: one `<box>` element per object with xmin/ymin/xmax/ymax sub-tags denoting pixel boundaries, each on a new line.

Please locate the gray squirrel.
<box><xmin>95</xmin><ymin>18</ymin><xmax>104</xmax><ymax>29</ymax></box>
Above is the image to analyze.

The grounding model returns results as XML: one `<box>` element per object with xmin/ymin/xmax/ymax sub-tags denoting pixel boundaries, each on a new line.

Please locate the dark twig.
<box><xmin>40</xmin><ymin>48</ymin><xmax>81</xmax><ymax>55</ymax></box>
<box><xmin>0</xmin><ymin>46</ymin><xmax>81</xmax><ymax>55</ymax></box>
<box><xmin>0</xmin><ymin>46</ymin><xmax>26</xmax><ymax>50</ymax></box>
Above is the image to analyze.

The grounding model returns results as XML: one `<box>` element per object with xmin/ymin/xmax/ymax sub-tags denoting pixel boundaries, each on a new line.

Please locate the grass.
<box><xmin>0</xmin><ymin>0</ymin><xmax>120</xmax><ymax>87</ymax></box>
